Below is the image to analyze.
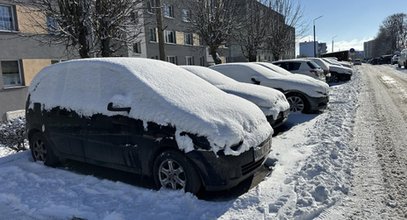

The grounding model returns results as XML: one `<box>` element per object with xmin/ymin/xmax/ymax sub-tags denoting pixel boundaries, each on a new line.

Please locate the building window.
<box><xmin>133</xmin><ymin>42</ymin><xmax>141</xmax><ymax>54</ymax></box>
<box><xmin>0</xmin><ymin>5</ymin><xmax>16</xmax><ymax>31</ymax></box>
<box><xmin>146</xmin><ymin>0</ymin><xmax>155</xmax><ymax>13</ymax></box>
<box><xmin>199</xmin><ymin>56</ymin><xmax>205</xmax><ymax>66</ymax></box>
<box><xmin>1</xmin><ymin>61</ymin><xmax>22</xmax><ymax>87</ymax></box>
<box><xmin>184</xmin><ymin>33</ymin><xmax>193</xmax><ymax>45</ymax></box>
<box><xmin>149</xmin><ymin>28</ymin><xmax>157</xmax><ymax>42</ymax></box>
<box><xmin>181</xmin><ymin>9</ymin><xmax>191</xmax><ymax>22</ymax></box>
<box><xmin>185</xmin><ymin>56</ymin><xmax>194</xmax><ymax>65</ymax></box>
<box><xmin>163</xmin><ymin>4</ymin><xmax>174</xmax><ymax>18</ymax></box>
<box><xmin>47</xmin><ymin>16</ymin><xmax>58</xmax><ymax>34</ymax></box>
<box><xmin>166</xmin><ymin>56</ymin><xmax>177</xmax><ymax>64</ymax></box>
<box><xmin>164</xmin><ymin>30</ymin><xmax>176</xmax><ymax>44</ymax></box>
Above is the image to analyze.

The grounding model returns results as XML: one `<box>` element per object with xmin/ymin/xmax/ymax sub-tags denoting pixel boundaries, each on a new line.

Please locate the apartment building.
<box><xmin>118</xmin><ymin>0</ymin><xmax>211</xmax><ymax>65</ymax></box>
<box><xmin>0</xmin><ymin>0</ymin><xmax>72</xmax><ymax>121</ymax></box>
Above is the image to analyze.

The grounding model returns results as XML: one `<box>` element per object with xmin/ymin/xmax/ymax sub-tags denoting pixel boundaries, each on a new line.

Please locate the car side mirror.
<box><xmin>107</xmin><ymin>102</ymin><xmax>131</xmax><ymax>113</ymax></box>
<box><xmin>251</xmin><ymin>77</ymin><xmax>260</xmax><ymax>85</ymax></box>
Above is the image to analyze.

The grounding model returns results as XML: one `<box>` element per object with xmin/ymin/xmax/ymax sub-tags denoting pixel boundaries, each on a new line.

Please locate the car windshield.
<box><xmin>181</xmin><ymin>66</ymin><xmax>237</xmax><ymax>86</ymax></box>
<box><xmin>307</xmin><ymin>61</ymin><xmax>320</xmax><ymax>69</ymax></box>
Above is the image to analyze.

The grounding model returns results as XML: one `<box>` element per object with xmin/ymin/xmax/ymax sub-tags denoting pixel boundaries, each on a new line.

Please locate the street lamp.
<box><xmin>332</xmin><ymin>35</ymin><xmax>337</xmax><ymax>52</ymax></box>
<box><xmin>313</xmin><ymin>15</ymin><xmax>323</xmax><ymax>57</ymax></box>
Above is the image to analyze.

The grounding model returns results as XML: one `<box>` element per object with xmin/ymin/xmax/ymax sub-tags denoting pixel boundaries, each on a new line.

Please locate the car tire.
<box><xmin>29</xmin><ymin>132</ymin><xmax>59</xmax><ymax>167</ymax></box>
<box><xmin>398</xmin><ymin>63</ymin><xmax>401</xmax><ymax>68</ymax></box>
<box><xmin>153</xmin><ymin>150</ymin><xmax>202</xmax><ymax>194</ymax></box>
<box><xmin>286</xmin><ymin>93</ymin><xmax>309</xmax><ymax>113</ymax></box>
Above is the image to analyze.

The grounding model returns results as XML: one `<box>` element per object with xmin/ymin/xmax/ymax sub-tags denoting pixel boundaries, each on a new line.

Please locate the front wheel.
<box><xmin>286</xmin><ymin>94</ymin><xmax>308</xmax><ymax>113</ymax></box>
<box><xmin>153</xmin><ymin>150</ymin><xmax>202</xmax><ymax>194</ymax></box>
<box><xmin>29</xmin><ymin>132</ymin><xmax>59</xmax><ymax>167</ymax></box>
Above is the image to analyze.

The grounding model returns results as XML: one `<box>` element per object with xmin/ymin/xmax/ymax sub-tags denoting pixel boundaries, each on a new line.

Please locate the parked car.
<box><xmin>26</xmin><ymin>58</ymin><xmax>273</xmax><ymax>194</ymax></box>
<box><xmin>353</xmin><ymin>59</ymin><xmax>362</xmax><ymax>65</ymax></box>
<box><xmin>391</xmin><ymin>54</ymin><xmax>399</xmax><ymax>65</ymax></box>
<box><xmin>398</xmin><ymin>49</ymin><xmax>407</xmax><ymax>68</ymax></box>
<box><xmin>181</xmin><ymin>65</ymin><xmax>290</xmax><ymax>128</ymax></box>
<box><xmin>272</xmin><ymin>59</ymin><xmax>326</xmax><ymax>82</ymax></box>
<box><xmin>369</xmin><ymin>57</ymin><xmax>381</xmax><ymax>65</ymax></box>
<box><xmin>380</xmin><ymin>55</ymin><xmax>393</xmax><ymax>64</ymax></box>
<box><xmin>322</xmin><ymin>58</ymin><xmax>353</xmax><ymax>81</ymax></box>
<box><xmin>306</xmin><ymin>58</ymin><xmax>332</xmax><ymax>82</ymax></box>
<box><xmin>210</xmin><ymin>63</ymin><xmax>329</xmax><ymax>113</ymax></box>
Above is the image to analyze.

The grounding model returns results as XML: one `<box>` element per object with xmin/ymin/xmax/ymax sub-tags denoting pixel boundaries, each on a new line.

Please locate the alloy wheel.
<box><xmin>158</xmin><ymin>159</ymin><xmax>186</xmax><ymax>190</ymax></box>
<box><xmin>32</xmin><ymin>139</ymin><xmax>47</xmax><ymax>161</ymax></box>
<box><xmin>287</xmin><ymin>96</ymin><xmax>305</xmax><ymax>112</ymax></box>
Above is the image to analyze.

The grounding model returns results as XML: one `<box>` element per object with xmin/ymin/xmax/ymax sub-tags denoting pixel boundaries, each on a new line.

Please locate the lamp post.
<box><xmin>313</xmin><ymin>15</ymin><xmax>323</xmax><ymax>57</ymax></box>
<box><xmin>332</xmin><ymin>35</ymin><xmax>337</xmax><ymax>52</ymax></box>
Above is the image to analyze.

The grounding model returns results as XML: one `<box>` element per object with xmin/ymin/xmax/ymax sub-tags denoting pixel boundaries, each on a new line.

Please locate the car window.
<box><xmin>288</xmin><ymin>62</ymin><xmax>301</xmax><ymax>71</ymax></box>
<box><xmin>307</xmin><ymin>61</ymin><xmax>319</xmax><ymax>69</ymax></box>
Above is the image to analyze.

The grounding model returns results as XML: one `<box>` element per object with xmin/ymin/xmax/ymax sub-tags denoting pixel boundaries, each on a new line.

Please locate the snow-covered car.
<box><xmin>181</xmin><ymin>65</ymin><xmax>290</xmax><ymax>128</ymax></box>
<box><xmin>26</xmin><ymin>58</ymin><xmax>273</xmax><ymax>194</ymax></box>
<box><xmin>210</xmin><ymin>62</ymin><xmax>329</xmax><ymax>113</ymax></box>
<box><xmin>391</xmin><ymin>54</ymin><xmax>399</xmax><ymax>65</ymax></box>
<box><xmin>306</xmin><ymin>58</ymin><xmax>333</xmax><ymax>81</ymax></box>
<box><xmin>398</xmin><ymin>49</ymin><xmax>407</xmax><ymax>68</ymax></box>
<box><xmin>322</xmin><ymin>58</ymin><xmax>353</xmax><ymax>81</ymax></box>
<box><xmin>272</xmin><ymin>59</ymin><xmax>326</xmax><ymax>82</ymax></box>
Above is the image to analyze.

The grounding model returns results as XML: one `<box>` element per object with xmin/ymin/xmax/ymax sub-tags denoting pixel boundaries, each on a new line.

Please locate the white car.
<box><xmin>272</xmin><ymin>59</ymin><xmax>326</xmax><ymax>82</ymax></box>
<box><xmin>322</xmin><ymin>58</ymin><xmax>353</xmax><ymax>81</ymax></box>
<box><xmin>210</xmin><ymin>63</ymin><xmax>329</xmax><ymax>113</ymax></box>
<box><xmin>181</xmin><ymin>66</ymin><xmax>290</xmax><ymax>128</ymax></box>
<box><xmin>398</xmin><ymin>49</ymin><xmax>407</xmax><ymax>68</ymax></box>
<box><xmin>306</xmin><ymin>58</ymin><xmax>333</xmax><ymax>81</ymax></box>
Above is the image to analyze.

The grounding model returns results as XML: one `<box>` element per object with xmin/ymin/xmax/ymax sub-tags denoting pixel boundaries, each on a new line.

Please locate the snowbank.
<box><xmin>28</xmin><ymin>58</ymin><xmax>272</xmax><ymax>155</ymax></box>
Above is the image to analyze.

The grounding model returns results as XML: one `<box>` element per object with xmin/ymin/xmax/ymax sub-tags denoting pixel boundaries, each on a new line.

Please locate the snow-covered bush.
<box><xmin>0</xmin><ymin>118</ymin><xmax>27</xmax><ymax>152</ymax></box>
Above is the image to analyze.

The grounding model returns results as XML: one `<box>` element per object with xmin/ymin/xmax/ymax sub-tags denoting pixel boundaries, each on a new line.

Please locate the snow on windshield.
<box><xmin>181</xmin><ymin>65</ymin><xmax>237</xmax><ymax>86</ymax></box>
<box><xmin>28</xmin><ymin>58</ymin><xmax>272</xmax><ymax>156</ymax></box>
<box><xmin>256</xmin><ymin>62</ymin><xmax>292</xmax><ymax>76</ymax></box>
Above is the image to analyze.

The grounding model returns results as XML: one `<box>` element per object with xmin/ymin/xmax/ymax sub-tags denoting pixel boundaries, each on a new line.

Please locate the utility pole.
<box><xmin>155</xmin><ymin>0</ymin><xmax>165</xmax><ymax>61</ymax></box>
<box><xmin>313</xmin><ymin>15</ymin><xmax>323</xmax><ymax>57</ymax></box>
<box><xmin>332</xmin><ymin>35</ymin><xmax>337</xmax><ymax>52</ymax></box>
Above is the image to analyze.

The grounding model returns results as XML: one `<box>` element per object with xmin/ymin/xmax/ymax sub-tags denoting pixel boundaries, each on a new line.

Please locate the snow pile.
<box><xmin>0</xmin><ymin>118</ymin><xmax>27</xmax><ymax>152</ymax></box>
<box><xmin>181</xmin><ymin>65</ymin><xmax>289</xmax><ymax>119</ymax></box>
<box><xmin>28</xmin><ymin>58</ymin><xmax>272</xmax><ymax>155</ymax></box>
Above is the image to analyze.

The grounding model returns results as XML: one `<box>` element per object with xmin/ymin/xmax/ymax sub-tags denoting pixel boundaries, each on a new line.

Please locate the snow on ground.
<box><xmin>0</xmin><ymin>70</ymin><xmax>361</xmax><ymax>220</ymax></box>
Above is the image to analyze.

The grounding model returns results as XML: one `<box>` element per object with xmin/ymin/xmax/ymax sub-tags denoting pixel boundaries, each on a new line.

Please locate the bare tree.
<box><xmin>372</xmin><ymin>13</ymin><xmax>407</xmax><ymax>57</ymax></box>
<box><xmin>15</xmin><ymin>0</ymin><xmax>143</xmax><ymax>58</ymax></box>
<box><xmin>266</xmin><ymin>0</ymin><xmax>305</xmax><ymax>60</ymax></box>
<box><xmin>181</xmin><ymin>0</ymin><xmax>243</xmax><ymax>64</ymax></box>
<box><xmin>234</xmin><ymin>0</ymin><xmax>270</xmax><ymax>62</ymax></box>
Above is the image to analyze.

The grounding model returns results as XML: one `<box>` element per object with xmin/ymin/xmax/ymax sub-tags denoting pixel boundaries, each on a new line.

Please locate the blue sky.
<box><xmin>298</xmin><ymin>0</ymin><xmax>407</xmax><ymax>53</ymax></box>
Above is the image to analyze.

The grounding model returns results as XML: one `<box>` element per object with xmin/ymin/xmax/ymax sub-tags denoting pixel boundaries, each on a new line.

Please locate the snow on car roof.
<box><xmin>28</xmin><ymin>58</ymin><xmax>272</xmax><ymax>155</ymax></box>
<box><xmin>256</xmin><ymin>62</ymin><xmax>292</xmax><ymax>76</ymax></box>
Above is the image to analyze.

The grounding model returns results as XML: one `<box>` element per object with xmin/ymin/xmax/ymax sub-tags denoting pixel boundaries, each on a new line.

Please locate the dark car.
<box><xmin>26</xmin><ymin>58</ymin><xmax>273</xmax><ymax>194</ymax></box>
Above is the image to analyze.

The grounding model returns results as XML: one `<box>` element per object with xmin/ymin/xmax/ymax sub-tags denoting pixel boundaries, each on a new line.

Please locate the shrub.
<box><xmin>0</xmin><ymin>117</ymin><xmax>27</xmax><ymax>152</ymax></box>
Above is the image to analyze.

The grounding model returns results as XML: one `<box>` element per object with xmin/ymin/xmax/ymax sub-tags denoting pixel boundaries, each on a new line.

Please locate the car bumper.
<box><xmin>267</xmin><ymin>109</ymin><xmax>290</xmax><ymax>128</ymax></box>
<box><xmin>186</xmin><ymin>136</ymin><xmax>272</xmax><ymax>191</ymax></box>
<box><xmin>306</xmin><ymin>95</ymin><xmax>329</xmax><ymax>112</ymax></box>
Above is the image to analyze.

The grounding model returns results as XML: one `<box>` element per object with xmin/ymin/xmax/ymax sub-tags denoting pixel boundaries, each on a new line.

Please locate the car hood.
<box><xmin>329</xmin><ymin>65</ymin><xmax>353</xmax><ymax>75</ymax></box>
<box><xmin>218</xmin><ymin>83</ymin><xmax>290</xmax><ymax>118</ymax></box>
<box><xmin>28</xmin><ymin>58</ymin><xmax>273</xmax><ymax>156</ymax></box>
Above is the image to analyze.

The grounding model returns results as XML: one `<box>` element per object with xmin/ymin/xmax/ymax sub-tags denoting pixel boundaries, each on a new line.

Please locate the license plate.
<box><xmin>254</xmin><ymin>140</ymin><xmax>271</xmax><ymax>161</ymax></box>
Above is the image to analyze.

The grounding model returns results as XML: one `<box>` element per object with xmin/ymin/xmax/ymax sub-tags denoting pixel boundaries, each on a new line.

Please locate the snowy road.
<box><xmin>328</xmin><ymin>65</ymin><xmax>407</xmax><ymax>220</ymax></box>
<box><xmin>1</xmin><ymin>64</ymin><xmax>406</xmax><ymax>219</ymax></box>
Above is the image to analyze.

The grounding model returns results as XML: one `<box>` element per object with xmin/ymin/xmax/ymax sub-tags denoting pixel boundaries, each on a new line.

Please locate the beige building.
<box><xmin>0</xmin><ymin>1</ymin><xmax>72</xmax><ymax>121</ymax></box>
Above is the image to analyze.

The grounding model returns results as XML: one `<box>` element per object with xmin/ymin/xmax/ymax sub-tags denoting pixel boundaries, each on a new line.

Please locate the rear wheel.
<box><xmin>29</xmin><ymin>132</ymin><xmax>59</xmax><ymax>167</ymax></box>
<box><xmin>153</xmin><ymin>150</ymin><xmax>201</xmax><ymax>194</ymax></box>
<box><xmin>286</xmin><ymin>94</ymin><xmax>308</xmax><ymax>113</ymax></box>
